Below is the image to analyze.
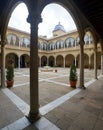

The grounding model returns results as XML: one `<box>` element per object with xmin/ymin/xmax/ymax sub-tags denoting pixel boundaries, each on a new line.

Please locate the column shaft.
<box><xmin>18</xmin><ymin>56</ymin><xmax>20</xmax><ymax>69</ymax></box>
<box><xmin>79</xmin><ymin>42</ymin><xmax>85</xmax><ymax>88</ymax></box>
<box><xmin>64</xmin><ymin>57</ymin><xmax>65</xmax><ymax>68</ymax></box>
<box><xmin>101</xmin><ymin>54</ymin><xmax>103</xmax><ymax>75</ymax></box>
<box><xmin>94</xmin><ymin>45</ymin><xmax>97</xmax><ymax>79</ymax></box>
<box><xmin>55</xmin><ymin>57</ymin><xmax>56</xmax><ymax>66</ymax></box>
<box><xmin>39</xmin><ymin>57</ymin><xmax>41</xmax><ymax>67</ymax></box>
<box><xmin>75</xmin><ymin>58</ymin><xmax>77</xmax><ymax>67</ymax></box>
<box><xmin>1</xmin><ymin>43</ymin><xmax>5</xmax><ymax>88</ymax></box>
<box><xmin>27</xmin><ymin>14</ymin><xmax>41</xmax><ymax>122</ymax></box>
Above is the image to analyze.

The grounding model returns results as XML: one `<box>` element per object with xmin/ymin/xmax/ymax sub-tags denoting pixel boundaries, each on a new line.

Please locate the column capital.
<box><xmin>0</xmin><ymin>40</ymin><xmax>6</xmax><ymax>47</ymax></box>
<box><xmin>99</xmin><ymin>38</ymin><xmax>103</xmax><ymax>53</ymax></box>
<box><xmin>94</xmin><ymin>43</ymin><xmax>97</xmax><ymax>51</ymax></box>
<box><xmin>78</xmin><ymin>30</ymin><xmax>85</xmax><ymax>46</ymax></box>
<box><xmin>27</xmin><ymin>13</ymin><xmax>42</xmax><ymax>25</ymax></box>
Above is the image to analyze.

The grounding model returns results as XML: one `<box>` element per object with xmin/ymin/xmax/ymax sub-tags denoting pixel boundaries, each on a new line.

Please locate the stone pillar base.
<box><xmin>78</xmin><ymin>85</ymin><xmax>86</xmax><ymax>90</ymax></box>
<box><xmin>95</xmin><ymin>77</ymin><xmax>98</xmax><ymax>80</ymax></box>
<box><xmin>26</xmin><ymin>111</ymin><xmax>40</xmax><ymax>123</ymax></box>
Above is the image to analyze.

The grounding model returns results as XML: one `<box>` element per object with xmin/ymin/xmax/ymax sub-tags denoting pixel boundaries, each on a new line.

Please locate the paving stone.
<box><xmin>72</xmin><ymin>110</ymin><xmax>97</xmax><ymax>130</ymax></box>
<box><xmin>0</xmin><ymin>91</ymin><xmax>24</xmax><ymax>129</ymax></box>
<box><xmin>94</xmin><ymin>118</ymin><xmax>103</xmax><ymax>130</ymax></box>
<box><xmin>56</xmin><ymin>115</ymin><xmax>73</xmax><ymax>130</ymax></box>
<box><xmin>0</xmin><ymin>68</ymin><xmax>103</xmax><ymax>130</ymax></box>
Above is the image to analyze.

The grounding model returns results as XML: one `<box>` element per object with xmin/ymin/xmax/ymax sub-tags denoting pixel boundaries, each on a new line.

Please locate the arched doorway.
<box><xmin>84</xmin><ymin>53</ymin><xmax>89</xmax><ymax>68</ymax></box>
<box><xmin>65</xmin><ymin>54</ymin><xmax>75</xmax><ymax>67</ymax></box>
<box><xmin>20</xmin><ymin>54</ymin><xmax>30</xmax><ymax>68</ymax></box>
<box><xmin>48</xmin><ymin>56</ymin><xmax>55</xmax><ymax>67</ymax></box>
<box><xmin>6</xmin><ymin>53</ymin><xmax>18</xmax><ymax>68</ymax></box>
<box><xmin>41</xmin><ymin>56</ymin><xmax>47</xmax><ymax>66</ymax></box>
<box><xmin>97</xmin><ymin>52</ymin><xmax>101</xmax><ymax>69</ymax></box>
<box><xmin>56</xmin><ymin>55</ymin><xmax>63</xmax><ymax>67</ymax></box>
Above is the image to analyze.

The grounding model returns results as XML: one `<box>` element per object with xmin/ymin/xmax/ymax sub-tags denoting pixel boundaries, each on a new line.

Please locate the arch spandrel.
<box><xmin>0</xmin><ymin>1</ymin><xmax>30</xmax><ymax>40</ymax></box>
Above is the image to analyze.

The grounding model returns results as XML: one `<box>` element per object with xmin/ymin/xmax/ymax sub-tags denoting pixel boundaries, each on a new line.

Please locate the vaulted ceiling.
<box><xmin>0</xmin><ymin>0</ymin><xmax>103</xmax><ymax>38</ymax></box>
<box><xmin>72</xmin><ymin>0</ymin><xmax>103</xmax><ymax>38</ymax></box>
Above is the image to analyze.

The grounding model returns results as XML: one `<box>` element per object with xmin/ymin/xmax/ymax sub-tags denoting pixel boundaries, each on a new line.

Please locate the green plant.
<box><xmin>6</xmin><ymin>65</ymin><xmax>14</xmax><ymax>81</ymax></box>
<box><xmin>69</xmin><ymin>64</ymin><xmax>77</xmax><ymax>81</ymax></box>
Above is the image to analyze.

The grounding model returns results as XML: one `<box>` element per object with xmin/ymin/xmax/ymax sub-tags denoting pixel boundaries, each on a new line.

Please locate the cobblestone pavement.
<box><xmin>0</xmin><ymin>68</ymin><xmax>103</xmax><ymax>130</ymax></box>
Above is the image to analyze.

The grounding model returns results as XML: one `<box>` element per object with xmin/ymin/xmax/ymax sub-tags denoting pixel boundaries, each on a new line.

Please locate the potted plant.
<box><xmin>69</xmin><ymin>64</ymin><xmax>77</xmax><ymax>88</ymax></box>
<box><xmin>6</xmin><ymin>65</ymin><xmax>14</xmax><ymax>88</ymax></box>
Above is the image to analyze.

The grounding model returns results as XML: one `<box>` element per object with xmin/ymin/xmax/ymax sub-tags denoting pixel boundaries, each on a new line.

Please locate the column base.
<box><xmin>26</xmin><ymin>111</ymin><xmax>40</xmax><ymax>123</ymax></box>
<box><xmin>78</xmin><ymin>85</ymin><xmax>86</xmax><ymax>90</ymax></box>
<box><xmin>95</xmin><ymin>77</ymin><xmax>98</xmax><ymax>80</ymax></box>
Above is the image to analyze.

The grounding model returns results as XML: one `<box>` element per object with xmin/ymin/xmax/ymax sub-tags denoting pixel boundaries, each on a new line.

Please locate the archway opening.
<box><xmin>6</xmin><ymin>53</ymin><xmax>18</xmax><ymax>68</ymax></box>
<box><xmin>65</xmin><ymin>54</ymin><xmax>75</xmax><ymax>67</ymax></box>
<box><xmin>20</xmin><ymin>54</ymin><xmax>30</xmax><ymax>68</ymax></box>
<box><xmin>48</xmin><ymin>56</ymin><xmax>55</xmax><ymax>67</ymax></box>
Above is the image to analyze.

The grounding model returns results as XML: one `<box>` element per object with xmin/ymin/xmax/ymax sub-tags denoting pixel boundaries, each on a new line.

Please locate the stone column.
<box><xmin>63</xmin><ymin>57</ymin><xmax>65</xmax><ymax>68</ymax></box>
<box><xmin>89</xmin><ymin>55</ymin><xmax>91</xmax><ymax>69</ymax></box>
<box><xmin>100</xmin><ymin>39</ymin><xmax>103</xmax><ymax>75</ymax></box>
<box><xmin>27</xmin><ymin>13</ymin><xmax>42</xmax><ymax>122</ymax></box>
<box><xmin>79</xmin><ymin>37</ymin><xmax>85</xmax><ymax>89</ymax></box>
<box><xmin>18</xmin><ymin>56</ymin><xmax>20</xmax><ymax>69</ymax></box>
<box><xmin>89</xmin><ymin>56</ymin><xmax>90</xmax><ymax>65</ymax></box>
<box><xmin>47</xmin><ymin>57</ymin><xmax>48</xmax><ymax>66</ymax></box>
<box><xmin>101</xmin><ymin>53</ymin><xmax>103</xmax><ymax>75</ymax></box>
<box><xmin>75</xmin><ymin>40</ymin><xmax>76</xmax><ymax>49</ymax></box>
<box><xmin>94</xmin><ymin>44</ymin><xmax>98</xmax><ymax>79</ymax></box>
<box><xmin>75</xmin><ymin>57</ymin><xmax>77</xmax><ymax>67</ymax></box>
<box><xmin>39</xmin><ymin>56</ymin><xmax>41</xmax><ymax>67</ymax></box>
<box><xmin>1</xmin><ymin>41</ymin><xmax>5</xmax><ymax>88</ymax></box>
<box><xmin>55</xmin><ymin>57</ymin><xmax>56</xmax><ymax>66</ymax></box>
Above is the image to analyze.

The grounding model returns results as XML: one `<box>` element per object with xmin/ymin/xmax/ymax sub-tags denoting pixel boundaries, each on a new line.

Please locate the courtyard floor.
<box><xmin>0</xmin><ymin>68</ymin><xmax>103</xmax><ymax>130</ymax></box>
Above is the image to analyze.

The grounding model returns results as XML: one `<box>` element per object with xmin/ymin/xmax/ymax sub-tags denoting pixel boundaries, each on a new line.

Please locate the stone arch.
<box><xmin>1</xmin><ymin>1</ymin><xmax>29</xmax><ymax>40</ymax></box>
<box><xmin>65</xmin><ymin>37</ymin><xmax>75</xmax><ymax>48</ymax></box>
<box><xmin>65</xmin><ymin>54</ymin><xmax>75</xmax><ymax>67</ymax></box>
<box><xmin>91</xmin><ymin>52</ymin><xmax>101</xmax><ymax>69</ymax></box>
<box><xmin>20</xmin><ymin>37</ymin><xmax>30</xmax><ymax>47</ymax></box>
<box><xmin>75</xmin><ymin>36</ymin><xmax>80</xmax><ymax>46</ymax></box>
<box><xmin>41</xmin><ymin>56</ymin><xmax>47</xmax><ymax>66</ymax></box>
<box><xmin>48</xmin><ymin>56</ymin><xmax>55</xmax><ymax>67</ymax></box>
<box><xmin>84</xmin><ymin>27</ymin><xmax>99</xmax><ymax>46</ymax></box>
<box><xmin>40</xmin><ymin>1</ymin><xmax>85</xmax><ymax>34</ymax></box>
<box><xmin>56</xmin><ymin>55</ymin><xmax>63</xmax><ymax>67</ymax></box>
<box><xmin>56</xmin><ymin>40</ymin><xmax>64</xmax><ymax>49</ymax></box>
<box><xmin>48</xmin><ymin>42</ymin><xmax>55</xmax><ymax>50</ymax></box>
<box><xmin>42</xmin><ymin>42</ymin><xmax>47</xmax><ymax>50</ymax></box>
<box><xmin>84</xmin><ymin>34</ymin><xmax>89</xmax><ymax>45</ymax></box>
<box><xmin>5</xmin><ymin>53</ymin><xmax>18</xmax><ymax>68</ymax></box>
<box><xmin>6</xmin><ymin>33</ymin><xmax>19</xmax><ymax>46</ymax></box>
<box><xmin>84</xmin><ymin>53</ymin><xmax>89</xmax><ymax>68</ymax></box>
<box><xmin>20</xmin><ymin>54</ymin><xmax>30</xmax><ymax>68</ymax></box>
<box><xmin>40</xmin><ymin>43</ymin><xmax>44</xmax><ymax>50</ymax></box>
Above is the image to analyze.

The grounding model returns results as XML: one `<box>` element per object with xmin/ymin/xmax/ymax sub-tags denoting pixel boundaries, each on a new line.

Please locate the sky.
<box><xmin>8</xmin><ymin>3</ymin><xmax>77</xmax><ymax>38</ymax></box>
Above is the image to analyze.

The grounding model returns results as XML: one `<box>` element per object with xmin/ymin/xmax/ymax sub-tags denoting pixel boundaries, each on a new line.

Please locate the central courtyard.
<box><xmin>9</xmin><ymin>68</ymin><xmax>100</xmax><ymax>107</ymax></box>
<box><xmin>0</xmin><ymin>67</ymin><xmax>102</xmax><ymax>129</ymax></box>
